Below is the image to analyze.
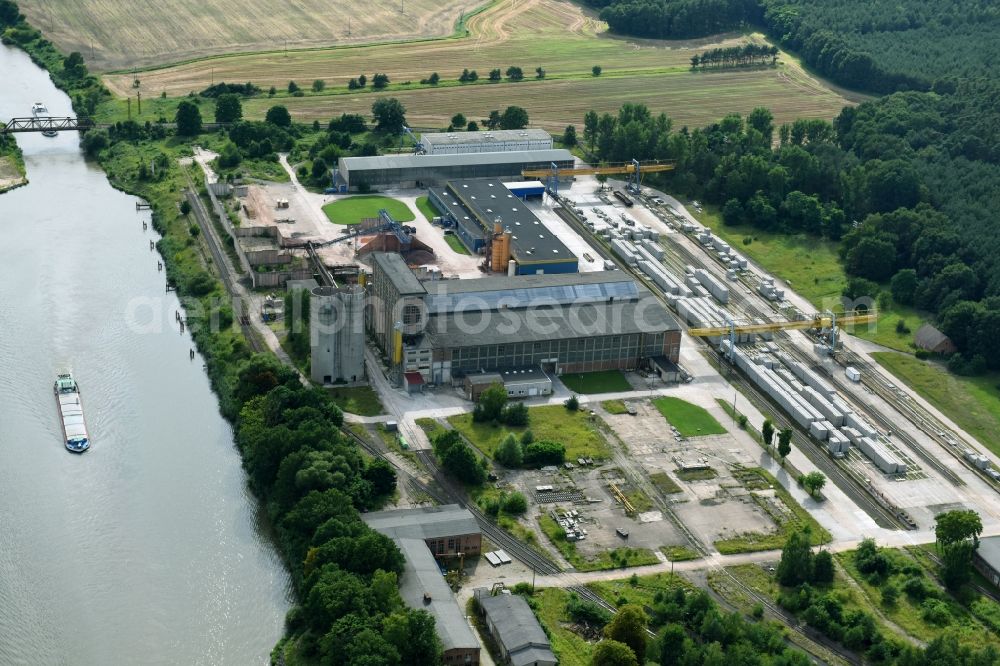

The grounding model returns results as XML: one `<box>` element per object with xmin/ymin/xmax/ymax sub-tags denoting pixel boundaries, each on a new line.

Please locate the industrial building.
<box><xmin>333</xmin><ymin>150</ymin><xmax>574</xmax><ymax>192</ymax></box>
<box><xmin>463</xmin><ymin>368</ymin><xmax>553</xmax><ymax>401</ymax></box>
<box><xmin>309</xmin><ymin>285</ymin><xmax>366</xmax><ymax>385</ymax></box>
<box><xmin>363</xmin><ymin>506</ymin><xmax>484</xmax><ymax>664</ymax></box>
<box><xmin>367</xmin><ymin>253</ymin><xmax>682</xmax><ymax>386</ymax></box>
<box><xmin>363</xmin><ymin>504</ymin><xmax>483</xmax><ymax>558</ymax></box>
<box><xmin>421</xmin><ymin>129</ymin><xmax>553</xmax><ymax>155</ymax></box>
<box><xmin>974</xmin><ymin>536</ymin><xmax>1000</xmax><ymax>589</ymax></box>
<box><xmin>427</xmin><ymin>179</ymin><xmax>577</xmax><ymax>274</ymax></box>
<box><xmin>473</xmin><ymin>589</ymin><xmax>556</xmax><ymax>666</ymax></box>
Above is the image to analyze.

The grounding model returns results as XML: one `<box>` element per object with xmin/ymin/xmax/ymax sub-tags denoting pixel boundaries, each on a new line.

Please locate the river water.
<box><xmin>0</xmin><ymin>45</ymin><xmax>291</xmax><ymax>665</ymax></box>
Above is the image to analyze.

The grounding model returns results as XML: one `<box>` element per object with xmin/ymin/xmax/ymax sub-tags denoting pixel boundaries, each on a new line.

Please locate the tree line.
<box><xmin>590</xmin><ymin>0</ymin><xmax>761</xmax><ymax>40</ymax></box>
<box><xmin>691</xmin><ymin>44</ymin><xmax>778</xmax><ymax>69</ymax></box>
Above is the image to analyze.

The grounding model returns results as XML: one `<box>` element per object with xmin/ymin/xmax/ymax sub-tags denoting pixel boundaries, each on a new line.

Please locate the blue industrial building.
<box><xmin>427</xmin><ymin>179</ymin><xmax>578</xmax><ymax>275</ymax></box>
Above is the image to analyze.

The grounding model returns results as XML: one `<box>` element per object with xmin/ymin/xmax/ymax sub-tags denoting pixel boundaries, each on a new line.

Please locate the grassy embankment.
<box><xmin>326</xmin><ymin>385</ymin><xmax>384</xmax><ymax>416</ymax></box>
<box><xmin>321</xmin><ymin>194</ymin><xmax>415</xmax><ymax>225</ymax></box>
<box><xmin>871</xmin><ymin>352</ymin><xmax>1000</xmax><ymax>456</ymax></box>
<box><xmin>0</xmin><ymin>136</ymin><xmax>26</xmax><ymax>192</ymax></box>
<box><xmin>560</xmin><ymin>369</ymin><xmax>632</xmax><ymax>394</ymax></box>
<box><xmin>694</xmin><ymin>205</ymin><xmax>926</xmax><ymax>353</ymax></box>
<box><xmin>447</xmin><ymin>404</ymin><xmax>611</xmax><ymax>461</ymax></box>
<box><xmin>651</xmin><ymin>396</ymin><xmax>726</xmax><ymax>436</ymax></box>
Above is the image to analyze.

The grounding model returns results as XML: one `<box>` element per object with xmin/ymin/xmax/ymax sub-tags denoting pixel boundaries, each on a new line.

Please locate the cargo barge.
<box><xmin>54</xmin><ymin>373</ymin><xmax>90</xmax><ymax>453</ymax></box>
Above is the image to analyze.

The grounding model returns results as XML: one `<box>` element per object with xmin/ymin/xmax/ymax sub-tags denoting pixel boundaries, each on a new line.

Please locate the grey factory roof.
<box><xmin>373</xmin><ymin>252</ymin><xmax>425</xmax><ymax>296</ymax></box>
<box><xmin>444</xmin><ymin>179</ymin><xmax>573</xmax><ymax>263</ymax></box>
<box><xmin>339</xmin><ymin>149</ymin><xmax>574</xmax><ymax>173</ymax></box>
<box><xmin>423</xmin><ymin>271</ymin><xmax>637</xmax><ymax>313</ymax></box>
<box><xmin>397</xmin><ymin>538</ymin><xmax>480</xmax><ymax>654</ymax></box>
<box><xmin>421</xmin><ymin>128</ymin><xmax>552</xmax><ymax>147</ymax></box>
<box><xmin>424</xmin><ymin>292</ymin><xmax>679</xmax><ymax>347</ymax></box>
<box><xmin>977</xmin><ymin>536</ymin><xmax>1000</xmax><ymax>571</ymax></box>
<box><xmin>363</xmin><ymin>504</ymin><xmax>480</xmax><ymax>540</ymax></box>
<box><xmin>474</xmin><ymin>589</ymin><xmax>555</xmax><ymax>666</ymax></box>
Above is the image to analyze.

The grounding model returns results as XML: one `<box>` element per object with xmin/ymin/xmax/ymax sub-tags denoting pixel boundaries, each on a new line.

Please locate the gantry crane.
<box><xmin>689</xmin><ymin>311</ymin><xmax>878</xmax><ymax>360</ymax></box>
<box><xmin>521</xmin><ymin>159</ymin><xmax>674</xmax><ymax>195</ymax></box>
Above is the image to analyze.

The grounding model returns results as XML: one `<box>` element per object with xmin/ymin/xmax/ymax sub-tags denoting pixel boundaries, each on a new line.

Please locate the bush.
<box><xmin>523</xmin><ymin>441</ymin><xmax>565</xmax><ymax>467</ymax></box>
<box><xmin>920</xmin><ymin>598</ymin><xmax>951</xmax><ymax>625</ymax></box>
<box><xmin>500</xmin><ymin>492</ymin><xmax>527</xmax><ymax>515</ymax></box>
<box><xmin>495</xmin><ymin>434</ymin><xmax>523</xmax><ymax>467</ymax></box>
<box><xmin>565</xmin><ymin>394</ymin><xmax>580</xmax><ymax>411</ymax></box>
<box><xmin>566</xmin><ymin>595</ymin><xmax>612</xmax><ymax>627</ymax></box>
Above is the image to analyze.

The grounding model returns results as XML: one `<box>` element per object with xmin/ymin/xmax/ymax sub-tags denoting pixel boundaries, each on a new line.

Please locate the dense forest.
<box><xmin>577</xmin><ymin>0</ymin><xmax>1000</xmax><ymax>375</ymax></box>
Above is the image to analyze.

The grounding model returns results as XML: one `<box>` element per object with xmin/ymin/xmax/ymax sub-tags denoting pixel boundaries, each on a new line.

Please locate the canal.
<box><xmin>0</xmin><ymin>45</ymin><xmax>291</xmax><ymax>665</ymax></box>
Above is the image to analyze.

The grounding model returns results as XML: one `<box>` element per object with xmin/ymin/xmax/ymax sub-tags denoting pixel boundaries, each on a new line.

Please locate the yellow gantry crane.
<box><xmin>689</xmin><ymin>310</ymin><xmax>877</xmax><ymax>358</ymax></box>
<box><xmin>521</xmin><ymin>159</ymin><xmax>675</xmax><ymax>195</ymax></box>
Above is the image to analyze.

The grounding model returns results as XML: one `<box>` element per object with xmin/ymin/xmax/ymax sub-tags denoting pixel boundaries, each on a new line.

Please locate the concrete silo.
<box><xmin>310</xmin><ymin>284</ymin><xmax>366</xmax><ymax>384</ymax></box>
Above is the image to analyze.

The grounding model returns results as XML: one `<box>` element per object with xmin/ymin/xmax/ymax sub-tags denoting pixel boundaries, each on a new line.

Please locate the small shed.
<box><xmin>914</xmin><ymin>324</ymin><xmax>957</xmax><ymax>355</ymax></box>
<box><xmin>649</xmin><ymin>356</ymin><xmax>681</xmax><ymax>382</ymax></box>
<box><xmin>464</xmin><ymin>373</ymin><xmax>504</xmax><ymax>401</ymax></box>
<box><xmin>403</xmin><ymin>372</ymin><xmax>425</xmax><ymax>394</ymax></box>
<box><xmin>501</xmin><ymin>368</ymin><xmax>552</xmax><ymax>398</ymax></box>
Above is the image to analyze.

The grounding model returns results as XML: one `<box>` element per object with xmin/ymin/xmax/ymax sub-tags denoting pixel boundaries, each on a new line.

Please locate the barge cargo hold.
<box><xmin>54</xmin><ymin>373</ymin><xmax>89</xmax><ymax>453</ymax></box>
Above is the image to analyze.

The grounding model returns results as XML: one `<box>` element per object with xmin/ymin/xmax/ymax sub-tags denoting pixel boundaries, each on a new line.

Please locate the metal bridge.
<box><xmin>1</xmin><ymin>116</ymin><xmax>96</xmax><ymax>134</ymax></box>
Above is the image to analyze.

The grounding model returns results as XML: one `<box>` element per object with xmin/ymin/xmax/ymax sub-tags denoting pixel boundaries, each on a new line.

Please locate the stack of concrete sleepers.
<box><xmin>779</xmin><ymin>356</ymin><xmax>837</xmax><ymax>398</ymax></box>
<box><xmin>809</xmin><ymin>420</ymin><xmax>831</xmax><ymax>441</ymax></box>
<box><xmin>638</xmin><ymin>260</ymin><xmax>683</xmax><ymax>296</ymax></box>
<box><xmin>827</xmin><ymin>430</ymin><xmax>850</xmax><ymax>455</ymax></box>
<box><xmin>723</xmin><ymin>341</ymin><xmax>823</xmax><ymax>428</ymax></box>
<box><xmin>693</xmin><ymin>268</ymin><xmax>730</xmax><ymax>304</ymax></box>
<box><xmin>611</xmin><ymin>239</ymin><xmax>639</xmax><ymax>265</ymax></box>
<box><xmin>844</xmin><ymin>412</ymin><xmax>878</xmax><ymax>439</ymax></box>
<box><xmin>858</xmin><ymin>436</ymin><xmax>907</xmax><ymax>474</ymax></box>
<box><xmin>800</xmin><ymin>386</ymin><xmax>845</xmax><ymax>426</ymax></box>
<box><xmin>640</xmin><ymin>239</ymin><xmax>664</xmax><ymax>259</ymax></box>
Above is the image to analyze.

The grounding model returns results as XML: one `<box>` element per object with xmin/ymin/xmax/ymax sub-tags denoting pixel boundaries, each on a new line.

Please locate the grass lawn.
<box><xmin>560</xmin><ymin>370</ymin><xmax>632</xmax><ymax>394</ymax></box>
<box><xmin>601</xmin><ymin>400</ymin><xmax>629</xmax><ymax>415</ymax></box>
<box><xmin>443</xmin><ymin>232</ymin><xmax>470</xmax><ymax>255</ymax></box>
<box><xmin>326</xmin><ymin>385</ymin><xmax>384</xmax><ymax>416</ymax></box>
<box><xmin>539</xmin><ymin>516</ymin><xmax>659</xmax><ymax>572</ymax></box>
<box><xmin>447</xmin><ymin>405</ymin><xmax>611</xmax><ymax>461</ymax></box>
<box><xmin>414</xmin><ymin>417</ymin><xmax>445</xmax><ymax>439</ymax></box>
<box><xmin>649</xmin><ymin>471</ymin><xmax>683</xmax><ymax>494</ymax></box>
<box><xmin>676</xmin><ymin>467</ymin><xmax>718</xmax><ymax>481</ymax></box>
<box><xmin>652</xmin><ymin>397</ymin><xmax>726</xmax><ymax>437</ymax></box>
<box><xmin>872</xmin><ymin>352</ymin><xmax>1000</xmax><ymax>455</ymax></box>
<box><xmin>321</xmin><ymin>195</ymin><xmax>415</xmax><ymax>225</ymax></box>
<box><xmin>695</xmin><ymin>207</ymin><xmax>925</xmax><ymax>352</ymax></box>
<box><xmin>533</xmin><ymin>588</ymin><xmax>593</xmax><ymax>666</ymax></box>
<box><xmin>714</xmin><ymin>468</ymin><xmax>831</xmax><ymax>554</ymax></box>
<box><xmin>661</xmin><ymin>545</ymin><xmax>701</xmax><ymax>562</ymax></box>
<box><xmin>414</xmin><ymin>195</ymin><xmax>437</xmax><ymax>222</ymax></box>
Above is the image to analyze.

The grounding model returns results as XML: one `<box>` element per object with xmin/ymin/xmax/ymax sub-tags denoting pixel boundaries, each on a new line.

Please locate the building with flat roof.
<box><xmin>363</xmin><ymin>504</ymin><xmax>482</xmax><ymax>558</ymax></box>
<box><xmin>428</xmin><ymin>179</ymin><xmax>577</xmax><ymax>274</ymax></box>
<box><xmin>474</xmin><ymin>589</ymin><xmax>556</xmax><ymax>666</ymax></box>
<box><xmin>366</xmin><ymin>253</ymin><xmax>682</xmax><ymax>385</ymax></box>
<box><xmin>396</xmin><ymin>538</ymin><xmax>481</xmax><ymax>665</ymax></box>
<box><xmin>334</xmin><ymin>150</ymin><xmax>574</xmax><ymax>191</ymax></box>
<box><xmin>421</xmin><ymin>129</ymin><xmax>553</xmax><ymax>155</ymax></box>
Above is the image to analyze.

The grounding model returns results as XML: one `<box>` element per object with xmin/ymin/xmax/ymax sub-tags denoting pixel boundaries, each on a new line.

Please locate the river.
<box><xmin>0</xmin><ymin>45</ymin><xmax>291</xmax><ymax>665</ymax></box>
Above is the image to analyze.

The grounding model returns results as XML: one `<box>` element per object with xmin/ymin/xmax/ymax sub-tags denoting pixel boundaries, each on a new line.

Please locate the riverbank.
<box><xmin>0</xmin><ymin>135</ymin><xmax>26</xmax><ymax>192</ymax></box>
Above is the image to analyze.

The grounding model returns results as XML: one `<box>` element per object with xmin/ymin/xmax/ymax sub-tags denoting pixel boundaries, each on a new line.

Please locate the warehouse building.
<box><xmin>974</xmin><ymin>536</ymin><xmax>1000</xmax><ymax>589</ymax></box>
<box><xmin>421</xmin><ymin>129</ymin><xmax>553</xmax><ymax>155</ymax></box>
<box><xmin>367</xmin><ymin>253</ymin><xmax>682</xmax><ymax>385</ymax></box>
<box><xmin>474</xmin><ymin>589</ymin><xmax>556</xmax><ymax>666</ymax></box>
<box><xmin>333</xmin><ymin>149</ymin><xmax>574</xmax><ymax>192</ymax></box>
<box><xmin>427</xmin><ymin>179</ymin><xmax>577</xmax><ymax>274</ymax></box>
<box><xmin>363</xmin><ymin>504</ymin><xmax>483</xmax><ymax>558</ymax></box>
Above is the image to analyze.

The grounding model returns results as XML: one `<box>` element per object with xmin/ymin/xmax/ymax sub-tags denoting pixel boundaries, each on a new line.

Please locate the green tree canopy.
<box><xmin>265</xmin><ymin>105</ymin><xmax>292</xmax><ymax>127</ymax></box>
<box><xmin>604</xmin><ymin>604</ymin><xmax>648</xmax><ymax>664</ymax></box>
<box><xmin>372</xmin><ymin>98</ymin><xmax>407</xmax><ymax>134</ymax></box>
<box><xmin>174</xmin><ymin>100</ymin><xmax>203</xmax><ymax>136</ymax></box>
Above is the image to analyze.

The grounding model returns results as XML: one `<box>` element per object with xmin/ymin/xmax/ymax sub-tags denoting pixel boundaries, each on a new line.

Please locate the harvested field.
<box><xmin>19</xmin><ymin>0</ymin><xmax>478</xmax><ymax>70</ymax></box>
<box><xmin>101</xmin><ymin>0</ymin><xmax>857</xmax><ymax>130</ymax></box>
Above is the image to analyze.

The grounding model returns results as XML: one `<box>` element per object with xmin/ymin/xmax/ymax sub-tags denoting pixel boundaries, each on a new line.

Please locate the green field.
<box><xmin>414</xmin><ymin>195</ymin><xmax>437</xmax><ymax>222</ymax></box>
<box><xmin>652</xmin><ymin>397</ymin><xmax>726</xmax><ymax>437</ymax></box>
<box><xmin>872</xmin><ymin>352</ymin><xmax>1000</xmax><ymax>455</ymax></box>
<box><xmin>101</xmin><ymin>0</ymin><xmax>855</xmax><ymax>132</ymax></box>
<box><xmin>560</xmin><ymin>370</ymin><xmax>631</xmax><ymax>394</ymax></box>
<box><xmin>601</xmin><ymin>399</ymin><xmax>629</xmax><ymax>415</ymax></box>
<box><xmin>694</xmin><ymin>206</ymin><xmax>926</xmax><ymax>352</ymax></box>
<box><xmin>326</xmin><ymin>385</ymin><xmax>384</xmax><ymax>416</ymax></box>
<box><xmin>321</xmin><ymin>195</ymin><xmax>415</xmax><ymax>225</ymax></box>
<box><xmin>447</xmin><ymin>405</ymin><xmax>611</xmax><ymax>461</ymax></box>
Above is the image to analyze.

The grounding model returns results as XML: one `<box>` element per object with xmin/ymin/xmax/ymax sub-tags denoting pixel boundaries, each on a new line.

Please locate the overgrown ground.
<box><xmin>99</xmin><ymin>0</ymin><xmax>855</xmax><ymax>131</ymax></box>
<box><xmin>871</xmin><ymin>352</ymin><xmax>1000</xmax><ymax>455</ymax></box>
<box><xmin>18</xmin><ymin>0</ymin><xmax>474</xmax><ymax>69</ymax></box>
<box><xmin>651</xmin><ymin>396</ymin><xmax>726</xmax><ymax>436</ymax></box>
<box><xmin>326</xmin><ymin>385</ymin><xmax>385</xmax><ymax>416</ymax></box>
<box><xmin>560</xmin><ymin>369</ymin><xmax>631</xmax><ymax>394</ymax></box>
<box><xmin>322</xmin><ymin>195</ymin><xmax>415</xmax><ymax>225</ymax></box>
<box><xmin>538</xmin><ymin>515</ymin><xmax>659</xmax><ymax>572</ymax></box>
<box><xmin>447</xmin><ymin>405</ymin><xmax>611</xmax><ymax>461</ymax></box>
<box><xmin>693</xmin><ymin>206</ymin><xmax>925</xmax><ymax>352</ymax></box>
